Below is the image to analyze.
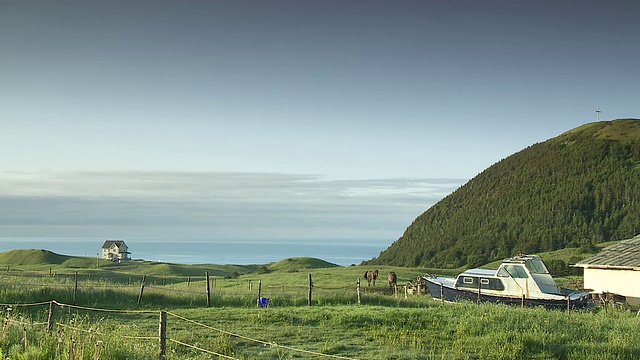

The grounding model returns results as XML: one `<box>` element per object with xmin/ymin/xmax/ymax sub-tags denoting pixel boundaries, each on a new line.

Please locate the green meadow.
<box><xmin>0</xmin><ymin>249</ymin><xmax>639</xmax><ymax>359</ymax></box>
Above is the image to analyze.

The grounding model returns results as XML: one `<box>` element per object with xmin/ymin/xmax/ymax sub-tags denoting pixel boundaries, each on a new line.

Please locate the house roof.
<box><xmin>102</xmin><ymin>240</ymin><xmax>127</xmax><ymax>249</ymax></box>
<box><xmin>575</xmin><ymin>235</ymin><xmax>640</xmax><ymax>270</ymax></box>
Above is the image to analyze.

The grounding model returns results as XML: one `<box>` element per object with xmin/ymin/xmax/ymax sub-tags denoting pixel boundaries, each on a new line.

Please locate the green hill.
<box><xmin>268</xmin><ymin>257</ymin><xmax>339</xmax><ymax>272</ymax></box>
<box><xmin>367</xmin><ymin>119</ymin><xmax>640</xmax><ymax>269</ymax></box>
<box><xmin>109</xmin><ymin>261</ymin><xmax>259</xmax><ymax>277</ymax></box>
<box><xmin>0</xmin><ymin>249</ymin><xmax>261</xmax><ymax>277</ymax></box>
<box><xmin>0</xmin><ymin>249</ymin><xmax>72</xmax><ymax>265</ymax></box>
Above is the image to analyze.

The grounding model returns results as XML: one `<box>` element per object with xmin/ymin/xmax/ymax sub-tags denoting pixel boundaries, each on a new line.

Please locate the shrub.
<box><xmin>256</xmin><ymin>266</ymin><xmax>271</xmax><ymax>274</ymax></box>
<box><xmin>546</xmin><ymin>259</ymin><xmax>568</xmax><ymax>276</ymax></box>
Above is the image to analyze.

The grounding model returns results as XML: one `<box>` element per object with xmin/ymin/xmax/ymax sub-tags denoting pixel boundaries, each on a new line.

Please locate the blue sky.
<box><xmin>1</xmin><ymin>1</ymin><xmax>639</xmax><ymax>241</ymax></box>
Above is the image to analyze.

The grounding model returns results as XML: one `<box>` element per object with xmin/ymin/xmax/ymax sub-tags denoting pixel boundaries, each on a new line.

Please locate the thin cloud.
<box><xmin>0</xmin><ymin>171</ymin><xmax>466</xmax><ymax>240</ymax></box>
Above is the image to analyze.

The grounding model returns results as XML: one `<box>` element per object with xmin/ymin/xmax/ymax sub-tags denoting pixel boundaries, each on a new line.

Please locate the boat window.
<box><xmin>525</xmin><ymin>259</ymin><xmax>549</xmax><ymax>274</ymax></box>
<box><xmin>503</xmin><ymin>265</ymin><xmax>529</xmax><ymax>278</ymax></box>
<box><xmin>497</xmin><ymin>268</ymin><xmax>510</xmax><ymax>277</ymax></box>
<box><xmin>457</xmin><ymin>276</ymin><xmax>505</xmax><ymax>291</ymax></box>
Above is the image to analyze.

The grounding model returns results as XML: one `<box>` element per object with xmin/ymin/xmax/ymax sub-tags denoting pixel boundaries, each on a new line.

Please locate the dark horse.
<box><xmin>364</xmin><ymin>269</ymin><xmax>379</xmax><ymax>286</ymax></box>
<box><xmin>388</xmin><ymin>271</ymin><xmax>397</xmax><ymax>291</ymax></box>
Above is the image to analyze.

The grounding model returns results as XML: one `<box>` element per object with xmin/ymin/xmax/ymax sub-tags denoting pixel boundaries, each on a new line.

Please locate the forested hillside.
<box><xmin>368</xmin><ymin>119</ymin><xmax>640</xmax><ymax>268</ymax></box>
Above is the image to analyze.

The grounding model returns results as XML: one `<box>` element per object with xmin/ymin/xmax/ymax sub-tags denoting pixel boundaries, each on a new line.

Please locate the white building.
<box><xmin>101</xmin><ymin>240</ymin><xmax>131</xmax><ymax>262</ymax></box>
<box><xmin>575</xmin><ymin>235</ymin><xmax>640</xmax><ymax>305</ymax></box>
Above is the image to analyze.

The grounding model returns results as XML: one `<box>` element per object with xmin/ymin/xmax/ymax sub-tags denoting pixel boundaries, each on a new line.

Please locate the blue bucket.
<box><xmin>258</xmin><ymin>297</ymin><xmax>270</xmax><ymax>308</ymax></box>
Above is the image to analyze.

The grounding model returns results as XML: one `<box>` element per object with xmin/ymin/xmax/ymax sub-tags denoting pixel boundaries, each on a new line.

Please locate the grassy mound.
<box><xmin>268</xmin><ymin>257</ymin><xmax>339</xmax><ymax>272</ymax></box>
<box><xmin>101</xmin><ymin>260</ymin><xmax>260</xmax><ymax>278</ymax></box>
<box><xmin>0</xmin><ymin>249</ymin><xmax>72</xmax><ymax>265</ymax></box>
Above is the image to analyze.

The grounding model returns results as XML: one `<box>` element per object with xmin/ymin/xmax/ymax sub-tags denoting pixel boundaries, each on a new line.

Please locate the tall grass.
<box><xmin>3</xmin><ymin>286</ymin><xmax>640</xmax><ymax>359</ymax></box>
<box><xmin>2</xmin><ymin>261</ymin><xmax>640</xmax><ymax>359</ymax></box>
<box><xmin>0</xmin><ymin>306</ymin><xmax>159</xmax><ymax>360</ymax></box>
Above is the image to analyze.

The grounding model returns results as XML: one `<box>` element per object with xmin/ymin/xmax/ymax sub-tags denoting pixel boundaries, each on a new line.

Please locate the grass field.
<box><xmin>1</xmin><ymin>248</ymin><xmax>638</xmax><ymax>359</ymax></box>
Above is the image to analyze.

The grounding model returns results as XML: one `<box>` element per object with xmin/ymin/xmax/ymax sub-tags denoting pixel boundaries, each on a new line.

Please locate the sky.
<box><xmin>1</xmin><ymin>1</ymin><xmax>639</xmax><ymax>242</ymax></box>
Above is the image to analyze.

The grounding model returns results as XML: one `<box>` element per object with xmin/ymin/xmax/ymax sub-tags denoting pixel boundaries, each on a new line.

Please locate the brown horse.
<box><xmin>388</xmin><ymin>271</ymin><xmax>397</xmax><ymax>291</ymax></box>
<box><xmin>364</xmin><ymin>269</ymin><xmax>378</xmax><ymax>286</ymax></box>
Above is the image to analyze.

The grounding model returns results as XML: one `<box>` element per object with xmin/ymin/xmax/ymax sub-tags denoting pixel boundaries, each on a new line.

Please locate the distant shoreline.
<box><xmin>0</xmin><ymin>237</ymin><xmax>390</xmax><ymax>267</ymax></box>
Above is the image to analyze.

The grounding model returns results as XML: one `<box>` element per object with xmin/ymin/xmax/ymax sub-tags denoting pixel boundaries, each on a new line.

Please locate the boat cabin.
<box><xmin>455</xmin><ymin>255</ymin><xmax>563</xmax><ymax>299</ymax></box>
<box><xmin>455</xmin><ymin>269</ymin><xmax>505</xmax><ymax>291</ymax></box>
<box><xmin>423</xmin><ymin>254</ymin><xmax>590</xmax><ymax>308</ymax></box>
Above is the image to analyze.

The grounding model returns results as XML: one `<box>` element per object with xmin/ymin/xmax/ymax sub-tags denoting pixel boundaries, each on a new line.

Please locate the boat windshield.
<box><xmin>503</xmin><ymin>265</ymin><xmax>528</xmax><ymax>278</ymax></box>
<box><xmin>525</xmin><ymin>258</ymin><xmax>549</xmax><ymax>274</ymax></box>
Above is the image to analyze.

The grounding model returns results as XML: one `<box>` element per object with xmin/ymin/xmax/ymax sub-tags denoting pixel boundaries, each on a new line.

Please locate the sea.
<box><xmin>0</xmin><ymin>237</ymin><xmax>392</xmax><ymax>266</ymax></box>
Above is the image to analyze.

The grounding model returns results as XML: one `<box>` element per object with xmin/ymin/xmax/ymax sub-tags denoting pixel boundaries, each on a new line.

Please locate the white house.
<box><xmin>574</xmin><ymin>234</ymin><xmax>640</xmax><ymax>305</ymax></box>
<box><xmin>101</xmin><ymin>240</ymin><xmax>131</xmax><ymax>262</ymax></box>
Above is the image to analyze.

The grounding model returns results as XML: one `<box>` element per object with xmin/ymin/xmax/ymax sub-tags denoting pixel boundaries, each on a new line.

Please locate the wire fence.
<box><xmin>0</xmin><ymin>270</ymin><xmax>402</xmax><ymax>309</ymax></box>
<box><xmin>0</xmin><ymin>300</ymin><xmax>359</xmax><ymax>359</ymax></box>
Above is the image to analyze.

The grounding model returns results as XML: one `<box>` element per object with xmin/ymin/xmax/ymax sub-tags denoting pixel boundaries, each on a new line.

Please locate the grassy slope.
<box><xmin>0</xmin><ymin>244</ymin><xmax>601</xmax><ymax>278</ymax></box>
<box><xmin>0</xmin><ymin>249</ymin><xmax>261</xmax><ymax>278</ymax></box>
<box><xmin>267</xmin><ymin>257</ymin><xmax>339</xmax><ymax>271</ymax></box>
<box><xmin>0</xmin><ymin>249</ymin><xmax>431</xmax><ymax>297</ymax></box>
<box><xmin>2</xmin><ymin>247</ymin><xmax>638</xmax><ymax>359</ymax></box>
<box><xmin>0</xmin><ymin>249</ymin><xmax>72</xmax><ymax>265</ymax></box>
<box><xmin>0</xmin><ymin>242</ymin><xmax>612</xmax><ymax>292</ymax></box>
<box><xmin>371</xmin><ymin>119</ymin><xmax>640</xmax><ymax>269</ymax></box>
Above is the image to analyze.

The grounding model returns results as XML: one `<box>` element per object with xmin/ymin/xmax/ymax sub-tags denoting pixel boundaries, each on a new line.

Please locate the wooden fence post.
<box><xmin>73</xmin><ymin>271</ymin><xmax>78</xmax><ymax>305</ymax></box>
<box><xmin>47</xmin><ymin>301</ymin><xmax>56</xmax><ymax>332</ymax></box>
<box><xmin>187</xmin><ymin>276</ymin><xmax>191</xmax><ymax>287</ymax></box>
<box><xmin>138</xmin><ymin>275</ymin><xmax>147</xmax><ymax>305</ymax></box>
<box><xmin>249</xmin><ymin>280</ymin><xmax>252</xmax><ymax>291</ymax></box>
<box><xmin>257</xmin><ymin>280</ymin><xmax>262</xmax><ymax>307</ymax></box>
<box><xmin>357</xmin><ymin>278</ymin><xmax>361</xmax><ymax>305</ymax></box>
<box><xmin>205</xmin><ymin>271</ymin><xmax>211</xmax><ymax>307</ymax></box>
<box><xmin>394</xmin><ymin>283</ymin><xmax>398</xmax><ymax>298</ymax></box>
<box><xmin>308</xmin><ymin>274</ymin><xmax>313</xmax><ymax>306</ymax></box>
<box><xmin>158</xmin><ymin>310</ymin><xmax>167</xmax><ymax>360</ymax></box>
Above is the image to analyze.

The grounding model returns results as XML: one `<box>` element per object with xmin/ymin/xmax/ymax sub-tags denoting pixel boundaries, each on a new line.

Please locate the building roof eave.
<box><xmin>574</xmin><ymin>264</ymin><xmax>640</xmax><ymax>271</ymax></box>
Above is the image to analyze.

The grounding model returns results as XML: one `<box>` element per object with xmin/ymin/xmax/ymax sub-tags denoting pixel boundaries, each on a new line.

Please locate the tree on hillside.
<box><xmin>366</xmin><ymin>119</ymin><xmax>640</xmax><ymax>268</ymax></box>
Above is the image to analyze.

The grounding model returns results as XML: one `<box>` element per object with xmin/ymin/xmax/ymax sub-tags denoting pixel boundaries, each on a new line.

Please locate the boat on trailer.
<box><xmin>423</xmin><ymin>254</ymin><xmax>591</xmax><ymax>309</ymax></box>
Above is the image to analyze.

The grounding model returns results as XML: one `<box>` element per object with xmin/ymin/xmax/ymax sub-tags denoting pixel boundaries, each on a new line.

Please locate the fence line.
<box><xmin>166</xmin><ymin>311</ymin><xmax>270</xmax><ymax>344</ymax></box>
<box><xmin>0</xmin><ymin>280</ymin><xmax>140</xmax><ymax>290</ymax></box>
<box><xmin>1</xmin><ymin>300</ymin><xmax>360</xmax><ymax>359</ymax></box>
<box><xmin>1</xmin><ymin>271</ymin><xmax>377</xmax><ymax>309</ymax></box>
<box><xmin>6</xmin><ymin>279</ymin><xmax>398</xmax><ymax>314</ymax></box>
<box><xmin>50</xmin><ymin>300</ymin><xmax>156</xmax><ymax>314</ymax></box>
<box><xmin>165</xmin><ymin>311</ymin><xmax>358</xmax><ymax>360</ymax></box>
<box><xmin>0</xmin><ymin>300</ymin><xmax>52</xmax><ymax>307</ymax></box>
